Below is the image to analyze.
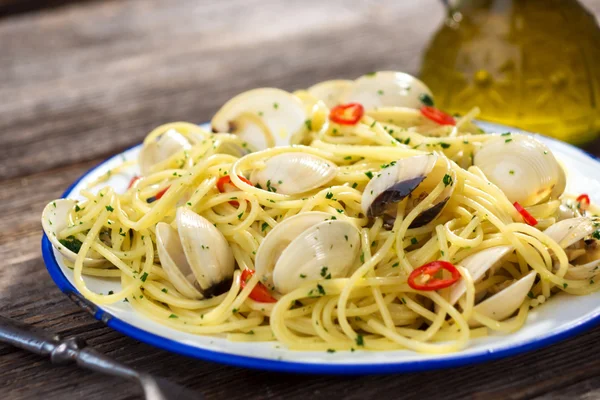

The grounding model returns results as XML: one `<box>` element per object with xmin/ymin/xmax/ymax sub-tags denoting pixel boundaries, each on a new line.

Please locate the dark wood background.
<box><xmin>2</xmin><ymin>1</ymin><xmax>600</xmax><ymax>399</ymax></box>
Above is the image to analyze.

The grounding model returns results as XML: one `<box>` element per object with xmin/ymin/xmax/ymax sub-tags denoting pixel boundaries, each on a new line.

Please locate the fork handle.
<box><xmin>0</xmin><ymin>315</ymin><xmax>138</xmax><ymax>381</ymax></box>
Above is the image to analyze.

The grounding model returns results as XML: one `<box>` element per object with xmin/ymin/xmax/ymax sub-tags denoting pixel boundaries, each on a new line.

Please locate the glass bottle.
<box><xmin>420</xmin><ymin>0</ymin><xmax>600</xmax><ymax>145</ymax></box>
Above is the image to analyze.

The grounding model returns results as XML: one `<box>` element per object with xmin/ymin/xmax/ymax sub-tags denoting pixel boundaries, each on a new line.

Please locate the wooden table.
<box><xmin>2</xmin><ymin>1</ymin><xmax>600</xmax><ymax>398</ymax></box>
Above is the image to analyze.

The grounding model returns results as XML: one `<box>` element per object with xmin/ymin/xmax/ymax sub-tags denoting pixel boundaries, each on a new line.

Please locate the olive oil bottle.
<box><xmin>420</xmin><ymin>0</ymin><xmax>600</xmax><ymax>144</ymax></box>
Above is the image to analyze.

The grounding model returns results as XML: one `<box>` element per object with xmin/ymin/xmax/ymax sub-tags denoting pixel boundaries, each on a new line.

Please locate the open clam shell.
<box><xmin>449</xmin><ymin>245</ymin><xmax>513</xmax><ymax>305</ymax></box>
<box><xmin>249</xmin><ymin>153</ymin><xmax>338</xmax><ymax>195</ymax></box>
<box><xmin>474</xmin><ymin>134</ymin><xmax>566</xmax><ymax>206</ymax></box>
<box><xmin>307</xmin><ymin>79</ymin><xmax>354</xmax><ymax>108</ymax></box>
<box><xmin>41</xmin><ymin>199</ymin><xmax>105</xmax><ymax>267</ymax></box>
<box><xmin>139</xmin><ymin>129</ymin><xmax>191</xmax><ymax>176</ymax></box>
<box><xmin>271</xmin><ymin>219</ymin><xmax>361</xmax><ymax>294</ymax></box>
<box><xmin>470</xmin><ymin>271</ymin><xmax>536</xmax><ymax>327</ymax></box>
<box><xmin>156</xmin><ymin>222</ymin><xmax>203</xmax><ymax>299</ymax></box>
<box><xmin>339</xmin><ymin>71</ymin><xmax>434</xmax><ymax>110</ymax></box>
<box><xmin>255</xmin><ymin>211</ymin><xmax>332</xmax><ymax>289</ymax></box>
<box><xmin>361</xmin><ymin>154</ymin><xmax>455</xmax><ymax>229</ymax></box>
<box><xmin>156</xmin><ymin>208</ymin><xmax>235</xmax><ymax>299</ymax></box>
<box><xmin>543</xmin><ymin>217</ymin><xmax>596</xmax><ymax>249</ymax></box>
<box><xmin>211</xmin><ymin>88</ymin><xmax>307</xmax><ymax>150</ymax></box>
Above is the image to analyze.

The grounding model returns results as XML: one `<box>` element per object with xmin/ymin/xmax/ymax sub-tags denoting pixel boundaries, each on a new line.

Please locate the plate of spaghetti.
<box><xmin>41</xmin><ymin>71</ymin><xmax>600</xmax><ymax>374</ymax></box>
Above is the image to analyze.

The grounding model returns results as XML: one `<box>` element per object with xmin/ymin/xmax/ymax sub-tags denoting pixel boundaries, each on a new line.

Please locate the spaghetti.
<box><xmin>41</xmin><ymin>71</ymin><xmax>600</xmax><ymax>354</ymax></box>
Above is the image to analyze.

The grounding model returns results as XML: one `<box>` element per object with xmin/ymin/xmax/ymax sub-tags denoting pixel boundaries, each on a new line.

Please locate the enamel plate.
<box><xmin>41</xmin><ymin>122</ymin><xmax>600</xmax><ymax>374</ymax></box>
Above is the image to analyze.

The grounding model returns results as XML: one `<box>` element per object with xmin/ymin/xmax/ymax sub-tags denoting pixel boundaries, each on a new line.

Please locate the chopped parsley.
<box><xmin>261</xmin><ymin>222</ymin><xmax>269</xmax><ymax>231</ymax></box>
<box><xmin>105</xmin><ymin>205</ymin><xmax>114</xmax><ymax>212</ymax></box>
<box><xmin>75</xmin><ymin>204</ymin><xmax>81</xmax><ymax>212</ymax></box>
<box><xmin>563</xmin><ymin>283</ymin><xmax>568</xmax><ymax>289</ymax></box>
<box><xmin>58</xmin><ymin>236</ymin><xmax>82</xmax><ymax>253</ymax></box>
<box><xmin>370</xmin><ymin>121</ymin><xmax>376</xmax><ymax>128</ymax></box>
<box><xmin>305</xmin><ymin>119</ymin><xmax>312</xmax><ymax>131</ymax></box>
<box><xmin>509</xmin><ymin>170</ymin><xmax>515</xmax><ymax>175</ymax></box>
<box><xmin>237</xmin><ymin>212</ymin><xmax>244</xmax><ymax>220</ymax></box>
<box><xmin>365</xmin><ymin>72</ymin><xmax>377</xmax><ymax>77</ymax></box>
<box><xmin>592</xmin><ymin>230</ymin><xmax>600</xmax><ymax>240</ymax></box>
<box><xmin>300</xmin><ymin>274</ymin><xmax>307</xmax><ymax>278</ymax></box>
<box><xmin>168</xmin><ymin>314</ymin><xmax>178</xmax><ymax>319</ymax></box>
<box><xmin>439</xmin><ymin>142</ymin><xmax>451</xmax><ymax>149</ymax></box>
<box><xmin>355</xmin><ymin>334</ymin><xmax>364</xmax><ymax>346</ymax></box>
<box><xmin>419</xmin><ymin>93</ymin><xmax>434</xmax><ymax>106</ymax></box>
<box><xmin>352</xmin><ymin>182</ymin><xmax>358</xmax><ymax>189</ymax></box>
<box><xmin>326</xmin><ymin>349</ymin><xmax>336</xmax><ymax>353</ymax></box>
<box><xmin>360</xmin><ymin>252</ymin><xmax>365</xmax><ymax>263</ymax></box>
<box><xmin>140</xmin><ymin>272</ymin><xmax>148</xmax><ymax>282</ymax></box>
<box><xmin>344</xmin><ymin>156</ymin><xmax>352</xmax><ymax>160</ymax></box>
<box><xmin>377</xmin><ymin>89</ymin><xmax>384</xmax><ymax>95</ymax></box>
<box><xmin>411</xmin><ymin>237</ymin><xmax>418</xmax><ymax>245</ymax></box>
<box><xmin>317</xmin><ymin>284</ymin><xmax>326</xmax><ymax>295</ymax></box>
<box><xmin>320</xmin><ymin>266</ymin><xmax>331</xmax><ymax>279</ymax></box>
<box><xmin>325</xmin><ymin>192</ymin><xmax>334</xmax><ymax>199</ymax></box>
<box><xmin>501</xmin><ymin>132</ymin><xmax>511</xmax><ymax>136</ymax></box>
<box><xmin>505</xmin><ymin>138</ymin><xmax>513</xmax><ymax>143</ymax></box>
<box><xmin>365</xmin><ymin>171</ymin><xmax>374</xmax><ymax>179</ymax></box>
<box><xmin>108</xmin><ymin>290</ymin><xmax>114</xmax><ymax>295</ymax></box>
<box><xmin>161</xmin><ymin>288</ymin><xmax>168</xmax><ymax>293</ymax></box>
<box><xmin>392</xmin><ymin>262</ymin><xmax>399</xmax><ymax>268</ymax></box>
<box><xmin>443</xmin><ymin>174</ymin><xmax>453</xmax><ymax>187</ymax></box>
<box><xmin>273</xmin><ymin>102</ymin><xmax>279</xmax><ymax>109</ymax></box>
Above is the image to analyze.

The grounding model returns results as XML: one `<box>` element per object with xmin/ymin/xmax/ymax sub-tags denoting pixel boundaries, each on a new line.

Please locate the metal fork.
<box><xmin>0</xmin><ymin>315</ymin><xmax>200</xmax><ymax>400</ymax></box>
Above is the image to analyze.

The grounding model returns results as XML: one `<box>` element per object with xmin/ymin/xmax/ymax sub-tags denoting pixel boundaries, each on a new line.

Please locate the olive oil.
<box><xmin>420</xmin><ymin>0</ymin><xmax>600</xmax><ymax>144</ymax></box>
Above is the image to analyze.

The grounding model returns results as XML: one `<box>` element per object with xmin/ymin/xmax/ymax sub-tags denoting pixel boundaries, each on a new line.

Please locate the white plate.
<box><xmin>41</xmin><ymin>122</ymin><xmax>600</xmax><ymax>374</ymax></box>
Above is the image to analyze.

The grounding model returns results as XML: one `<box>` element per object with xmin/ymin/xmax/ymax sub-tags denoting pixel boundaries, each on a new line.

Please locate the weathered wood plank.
<box><xmin>2</xmin><ymin>0</ymin><xmax>600</xmax><ymax>399</ymax></box>
<box><xmin>0</xmin><ymin>0</ymin><xmax>443</xmax><ymax>180</ymax></box>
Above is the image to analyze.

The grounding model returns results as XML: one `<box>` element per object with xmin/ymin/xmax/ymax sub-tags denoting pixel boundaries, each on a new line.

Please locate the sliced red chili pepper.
<box><xmin>513</xmin><ymin>201</ymin><xmax>538</xmax><ymax>226</ymax></box>
<box><xmin>147</xmin><ymin>186</ymin><xmax>170</xmax><ymax>203</ymax></box>
<box><xmin>240</xmin><ymin>269</ymin><xmax>277</xmax><ymax>303</ymax></box>
<box><xmin>216</xmin><ymin>175</ymin><xmax>252</xmax><ymax>206</ymax></box>
<box><xmin>408</xmin><ymin>261</ymin><xmax>461</xmax><ymax>291</ymax></box>
<box><xmin>420</xmin><ymin>106</ymin><xmax>456</xmax><ymax>126</ymax></box>
<box><xmin>128</xmin><ymin>176</ymin><xmax>141</xmax><ymax>189</ymax></box>
<box><xmin>576</xmin><ymin>194</ymin><xmax>590</xmax><ymax>211</ymax></box>
<box><xmin>329</xmin><ymin>103</ymin><xmax>365</xmax><ymax>125</ymax></box>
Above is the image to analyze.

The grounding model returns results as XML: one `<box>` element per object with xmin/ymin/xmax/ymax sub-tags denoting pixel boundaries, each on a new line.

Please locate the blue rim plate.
<box><xmin>41</xmin><ymin>122</ymin><xmax>600</xmax><ymax>374</ymax></box>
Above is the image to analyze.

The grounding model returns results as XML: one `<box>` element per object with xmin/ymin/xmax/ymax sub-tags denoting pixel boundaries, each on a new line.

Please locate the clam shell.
<box><xmin>211</xmin><ymin>88</ymin><xmax>307</xmax><ymax>150</ymax></box>
<box><xmin>361</xmin><ymin>154</ymin><xmax>455</xmax><ymax>229</ymax></box>
<box><xmin>307</xmin><ymin>79</ymin><xmax>354</xmax><ymax>108</ymax></box>
<box><xmin>470</xmin><ymin>271</ymin><xmax>536</xmax><ymax>327</ymax></box>
<box><xmin>139</xmin><ymin>129</ymin><xmax>191</xmax><ymax>176</ymax></box>
<box><xmin>156</xmin><ymin>222</ymin><xmax>203</xmax><ymax>299</ymax></box>
<box><xmin>474</xmin><ymin>135</ymin><xmax>565</xmax><ymax>206</ymax></box>
<box><xmin>449</xmin><ymin>246</ymin><xmax>513</xmax><ymax>305</ymax></box>
<box><xmin>255</xmin><ymin>211</ymin><xmax>332</xmax><ymax>289</ymax></box>
<box><xmin>340</xmin><ymin>71</ymin><xmax>433</xmax><ymax>110</ymax></box>
<box><xmin>41</xmin><ymin>199</ymin><xmax>105</xmax><ymax>267</ymax></box>
<box><xmin>250</xmin><ymin>153</ymin><xmax>338</xmax><ymax>195</ymax></box>
<box><xmin>272</xmin><ymin>219</ymin><xmax>361</xmax><ymax>294</ymax></box>
<box><xmin>543</xmin><ymin>217</ymin><xmax>595</xmax><ymax>249</ymax></box>
<box><xmin>176</xmin><ymin>208</ymin><xmax>235</xmax><ymax>293</ymax></box>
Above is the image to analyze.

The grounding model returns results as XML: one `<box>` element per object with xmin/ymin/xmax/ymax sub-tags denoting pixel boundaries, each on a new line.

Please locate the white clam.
<box><xmin>307</xmin><ymin>79</ymin><xmax>354</xmax><ymax>108</ymax></box>
<box><xmin>474</xmin><ymin>134</ymin><xmax>566</xmax><ymax>206</ymax></box>
<box><xmin>139</xmin><ymin>129</ymin><xmax>192</xmax><ymax>176</ymax></box>
<box><xmin>156</xmin><ymin>208</ymin><xmax>234</xmax><ymax>299</ymax></box>
<box><xmin>543</xmin><ymin>217</ymin><xmax>595</xmax><ymax>248</ymax></box>
<box><xmin>470</xmin><ymin>271</ymin><xmax>536</xmax><ymax>327</ymax></box>
<box><xmin>41</xmin><ymin>199</ymin><xmax>105</xmax><ymax>267</ymax></box>
<box><xmin>361</xmin><ymin>154</ymin><xmax>455</xmax><ymax>229</ymax></box>
<box><xmin>449</xmin><ymin>245</ymin><xmax>513</xmax><ymax>305</ymax></box>
<box><xmin>255</xmin><ymin>212</ymin><xmax>360</xmax><ymax>294</ymax></box>
<box><xmin>340</xmin><ymin>71</ymin><xmax>434</xmax><ymax>110</ymax></box>
<box><xmin>250</xmin><ymin>152</ymin><xmax>338</xmax><ymax>195</ymax></box>
<box><xmin>211</xmin><ymin>88</ymin><xmax>307</xmax><ymax>150</ymax></box>
<box><xmin>543</xmin><ymin>217</ymin><xmax>600</xmax><ymax>280</ymax></box>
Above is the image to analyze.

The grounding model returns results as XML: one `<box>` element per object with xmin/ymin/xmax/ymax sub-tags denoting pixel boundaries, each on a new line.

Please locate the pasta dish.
<box><xmin>41</xmin><ymin>71</ymin><xmax>600</xmax><ymax>353</ymax></box>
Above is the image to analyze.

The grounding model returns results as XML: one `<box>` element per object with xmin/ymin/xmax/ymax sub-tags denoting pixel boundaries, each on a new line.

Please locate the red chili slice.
<box><xmin>240</xmin><ymin>269</ymin><xmax>277</xmax><ymax>303</ymax></box>
<box><xmin>329</xmin><ymin>103</ymin><xmax>365</xmax><ymax>125</ymax></box>
<box><xmin>216</xmin><ymin>175</ymin><xmax>252</xmax><ymax>206</ymax></box>
<box><xmin>128</xmin><ymin>176</ymin><xmax>141</xmax><ymax>189</ymax></box>
<box><xmin>576</xmin><ymin>194</ymin><xmax>590</xmax><ymax>211</ymax></box>
<box><xmin>408</xmin><ymin>261</ymin><xmax>461</xmax><ymax>291</ymax></box>
<box><xmin>420</xmin><ymin>106</ymin><xmax>456</xmax><ymax>126</ymax></box>
<box><xmin>513</xmin><ymin>201</ymin><xmax>538</xmax><ymax>226</ymax></box>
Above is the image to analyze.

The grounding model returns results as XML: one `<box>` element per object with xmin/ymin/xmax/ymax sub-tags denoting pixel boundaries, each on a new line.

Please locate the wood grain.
<box><xmin>1</xmin><ymin>0</ymin><xmax>600</xmax><ymax>399</ymax></box>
